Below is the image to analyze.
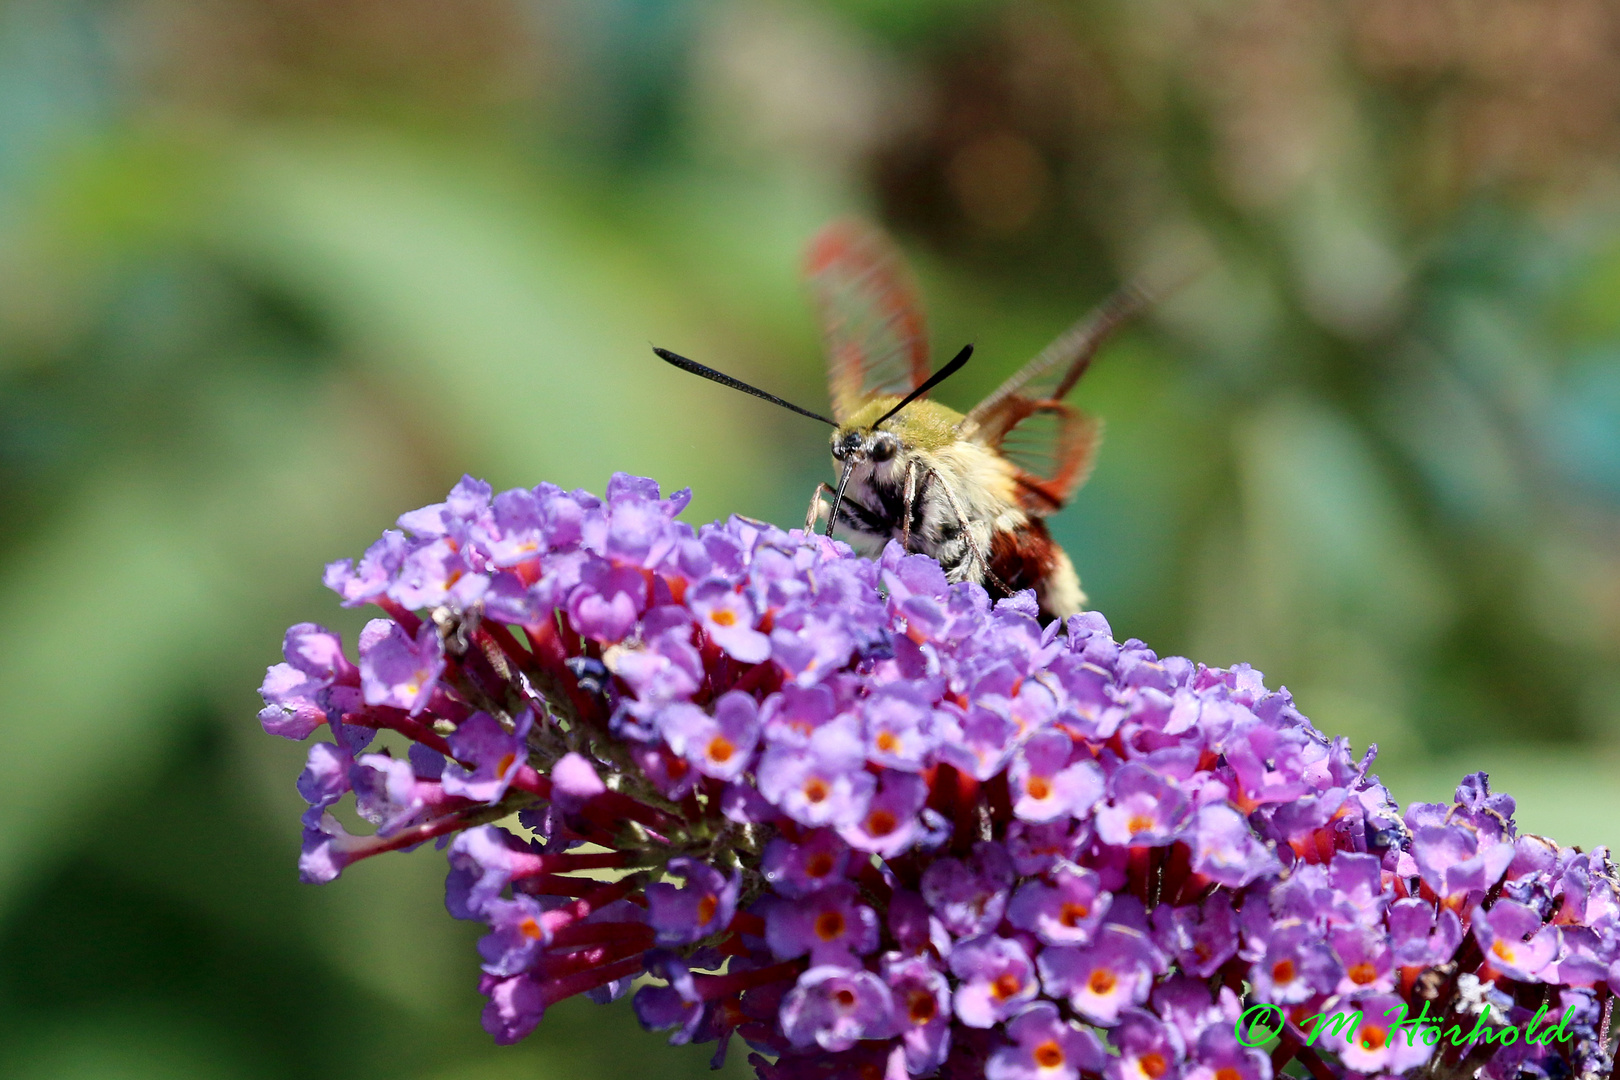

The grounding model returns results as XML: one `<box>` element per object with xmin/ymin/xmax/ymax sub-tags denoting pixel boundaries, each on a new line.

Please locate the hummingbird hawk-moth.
<box><xmin>656</xmin><ymin>220</ymin><xmax>1149</xmax><ymax>622</ymax></box>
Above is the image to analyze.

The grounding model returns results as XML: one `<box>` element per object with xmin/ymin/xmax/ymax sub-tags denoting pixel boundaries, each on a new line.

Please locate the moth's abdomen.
<box><xmin>987</xmin><ymin>519</ymin><xmax>1084</xmax><ymax>621</ymax></box>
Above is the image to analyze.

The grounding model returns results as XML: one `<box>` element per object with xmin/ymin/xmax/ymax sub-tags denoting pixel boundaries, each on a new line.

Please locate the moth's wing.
<box><xmin>961</xmin><ymin>282</ymin><xmax>1147</xmax><ymax>514</ymax></box>
<box><xmin>963</xmin><ymin>281</ymin><xmax>1149</xmax><ymax>434</ymax></box>
<box><xmin>804</xmin><ymin>220</ymin><xmax>931</xmax><ymax>423</ymax></box>
<box><xmin>978</xmin><ymin>398</ymin><xmax>1104</xmax><ymax>514</ymax></box>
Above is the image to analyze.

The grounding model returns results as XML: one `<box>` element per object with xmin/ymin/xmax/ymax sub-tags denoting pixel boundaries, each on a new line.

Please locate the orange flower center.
<box><xmin>1128</xmin><ymin>814</ymin><xmax>1155</xmax><ymax>834</ymax></box>
<box><xmin>1140</xmin><ymin>1053</ymin><xmax>1168</xmax><ymax>1079</ymax></box>
<box><xmin>1360</xmin><ymin>1027</ymin><xmax>1387</xmax><ymax>1051</ymax></box>
<box><xmin>696</xmin><ymin>894</ymin><xmax>718</xmax><ymax>925</ymax></box>
<box><xmin>1347</xmin><ymin>961</ymin><xmax>1378</xmax><ymax>985</ymax></box>
<box><xmin>805</xmin><ymin>852</ymin><xmax>835</xmax><ymax>879</ymax></box>
<box><xmin>908</xmin><ymin>990</ymin><xmax>937</xmax><ymax>1024</ymax></box>
<box><xmin>1058</xmin><ymin>902</ymin><xmax>1090</xmax><ymax>927</ymax></box>
<box><xmin>1216</xmin><ymin>1069</ymin><xmax>1242</xmax><ymax>1080</ymax></box>
<box><xmin>815</xmin><ymin>910</ymin><xmax>847</xmax><ymax>941</ymax></box>
<box><xmin>834</xmin><ymin>989</ymin><xmax>856</xmax><ymax>1008</ymax></box>
<box><xmin>1271</xmin><ymin>959</ymin><xmax>1297</xmax><ymax>984</ymax></box>
<box><xmin>875</xmin><ymin>731</ymin><xmax>900</xmax><ymax>753</ymax></box>
<box><xmin>707</xmin><ymin>736</ymin><xmax>735</xmax><ymax>763</ymax></box>
<box><xmin>518</xmin><ymin>917</ymin><xmax>544</xmax><ymax>941</ymax></box>
<box><xmin>1034</xmin><ymin>1042</ymin><xmax>1065</xmax><ymax>1069</ymax></box>
<box><xmin>866</xmin><ymin>810</ymin><xmax>898</xmax><ymax>837</ymax></box>
<box><xmin>992</xmin><ymin>972</ymin><xmax>1024</xmax><ymax>1000</ymax></box>
<box><xmin>803</xmin><ymin>778</ymin><xmax>830</xmax><ymax>803</ymax></box>
<box><xmin>1027</xmin><ymin>776</ymin><xmax>1052</xmax><ymax>801</ymax></box>
<box><xmin>496</xmin><ymin>752</ymin><xmax>517</xmax><ymax>776</ymax></box>
<box><xmin>1088</xmin><ymin>968</ymin><xmax>1117</xmax><ymax>995</ymax></box>
<box><xmin>711</xmin><ymin>609</ymin><xmax>737</xmax><ymax>627</ymax></box>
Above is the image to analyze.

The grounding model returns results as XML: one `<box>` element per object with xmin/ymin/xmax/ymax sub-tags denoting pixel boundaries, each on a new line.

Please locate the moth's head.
<box><xmin>836</xmin><ymin>397</ymin><xmax>966</xmax><ymax>459</ymax></box>
<box><xmin>830</xmin><ymin>423</ymin><xmax>901</xmax><ymax>466</ymax></box>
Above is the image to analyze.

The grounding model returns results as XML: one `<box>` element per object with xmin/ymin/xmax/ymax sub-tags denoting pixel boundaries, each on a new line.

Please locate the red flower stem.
<box><xmin>348</xmin><ymin>811</ymin><xmax>482</xmax><ymax>863</ymax></box>
<box><xmin>727</xmin><ymin>911</ymin><xmax>766</xmax><ymax>938</ymax></box>
<box><xmin>378</xmin><ymin>598</ymin><xmax>423</xmax><ymax>636</ymax></box>
<box><xmin>509</xmin><ymin>765</ymin><xmax>551</xmax><ymax>799</ymax></box>
<box><xmin>581</xmin><ymin>791</ymin><xmax>682</xmax><ymax>834</ymax></box>
<box><xmin>729</xmin><ymin>661</ymin><xmax>780</xmax><ymax>697</ymax></box>
<box><xmin>548</xmin><ymin>921</ymin><xmax>655</xmax><ymax>951</ymax></box>
<box><xmin>540</xmin><ymin>954</ymin><xmax>647</xmax><ymax>1006</ymax></box>
<box><xmin>343</xmin><ymin>707</ymin><xmax>454</xmax><ymax>757</ymax></box>
<box><xmin>1127</xmin><ymin>847</ymin><xmax>1152</xmax><ymax>900</ymax></box>
<box><xmin>539</xmin><ymin>876</ymin><xmax>648</xmax><ymax>936</ymax></box>
<box><xmin>533</xmin><ymin>936</ymin><xmax>653</xmax><ymax>979</ymax></box>
<box><xmin>504</xmin><ymin>849</ymin><xmax>629</xmax><ymax>878</ymax></box>
<box><xmin>520</xmin><ymin>874</ymin><xmax>629</xmax><ymax>898</ymax></box>
<box><xmin>692</xmin><ymin>960</ymin><xmax>803</xmax><ymax>1002</ymax></box>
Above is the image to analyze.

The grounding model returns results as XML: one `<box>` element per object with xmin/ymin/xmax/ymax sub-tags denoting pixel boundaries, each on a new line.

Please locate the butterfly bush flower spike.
<box><xmin>259</xmin><ymin>473</ymin><xmax>1620</xmax><ymax>1080</ymax></box>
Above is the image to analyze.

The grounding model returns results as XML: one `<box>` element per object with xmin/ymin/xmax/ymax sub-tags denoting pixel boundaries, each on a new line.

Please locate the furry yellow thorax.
<box><xmin>838</xmin><ymin>398</ymin><xmax>966</xmax><ymax>451</ymax></box>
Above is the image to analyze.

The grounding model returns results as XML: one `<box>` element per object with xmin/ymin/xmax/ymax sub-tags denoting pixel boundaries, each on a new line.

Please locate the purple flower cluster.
<box><xmin>259</xmin><ymin>473</ymin><xmax>1620</xmax><ymax>1080</ymax></box>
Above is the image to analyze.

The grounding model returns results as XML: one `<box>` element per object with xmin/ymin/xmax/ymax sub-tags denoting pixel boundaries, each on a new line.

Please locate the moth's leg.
<box><xmin>899</xmin><ymin>460</ymin><xmax>918</xmax><ymax>551</ymax></box>
<box><xmin>934</xmin><ymin>478</ymin><xmax>1014</xmax><ymax>595</ymax></box>
<box><xmin>805</xmin><ymin>482</ymin><xmax>837</xmax><ymax>532</ymax></box>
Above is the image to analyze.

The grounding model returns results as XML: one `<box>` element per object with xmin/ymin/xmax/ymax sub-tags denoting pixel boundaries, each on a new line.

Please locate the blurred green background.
<box><xmin>3</xmin><ymin>0</ymin><xmax>1620</xmax><ymax>1075</ymax></box>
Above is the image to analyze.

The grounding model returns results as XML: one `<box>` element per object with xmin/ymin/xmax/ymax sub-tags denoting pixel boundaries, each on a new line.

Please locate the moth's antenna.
<box><xmin>825</xmin><ymin>459</ymin><xmax>857</xmax><ymax>538</ymax></box>
<box><xmin>871</xmin><ymin>343</ymin><xmax>973</xmax><ymax>430</ymax></box>
<box><xmin>654</xmin><ymin>347</ymin><xmax>838</xmax><ymax>427</ymax></box>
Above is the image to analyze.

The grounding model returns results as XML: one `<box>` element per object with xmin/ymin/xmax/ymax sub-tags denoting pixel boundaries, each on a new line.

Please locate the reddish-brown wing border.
<box><xmin>962</xmin><ymin>283</ymin><xmax>1149</xmax><ymax>514</ymax></box>
<box><xmin>804</xmin><ymin>220</ymin><xmax>932</xmax><ymax>423</ymax></box>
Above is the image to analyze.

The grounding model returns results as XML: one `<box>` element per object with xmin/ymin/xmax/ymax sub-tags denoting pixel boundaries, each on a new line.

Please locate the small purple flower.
<box><xmin>1038</xmin><ymin>925</ymin><xmax>1161</xmax><ymax>1026</ymax></box>
<box><xmin>1473</xmin><ymin>899</ymin><xmax>1559</xmax><ymax>981</ymax></box>
<box><xmin>1247</xmin><ymin>925</ymin><xmax>1341</xmax><ymax>1005</ymax></box>
<box><xmin>1006</xmin><ymin>820</ymin><xmax>1085</xmax><ymax>876</ymax></box>
<box><xmin>478</xmin><ymin>894</ymin><xmax>553</xmax><ymax>975</ymax></box>
<box><xmin>481</xmin><ymin>972</ymin><xmax>545</xmax><ymax>1045</ymax></box>
<box><xmin>1009</xmin><ymin>731</ymin><xmax>1104</xmax><ymax>823</ymax></box>
<box><xmin>1186</xmin><ymin>804</ymin><xmax>1278</xmax><ymax>887</ymax></box>
<box><xmin>689</xmin><ymin>578</ymin><xmax>771</xmax><ymax>663</ymax></box>
<box><xmin>920</xmin><ymin>841</ymin><xmax>1016</xmax><ymax>938</ymax></box>
<box><xmin>761</xmin><ymin>830</ymin><xmax>850</xmax><ymax>897</ymax></box>
<box><xmin>1008</xmin><ymin>865</ymin><xmax>1111</xmax><ymax>947</ymax></box>
<box><xmin>659</xmin><ymin>691</ymin><xmax>761</xmax><ymax>781</ymax></box>
<box><xmin>765</xmin><ymin>883</ymin><xmax>880</xmax><ymax>967</ymax></box>
<box><xmin>1150</xmin><ymin>893</ymin><xmax>1238</xmax><ymax>979</ymax></box>
<box><xmin>647</xmin><ymin>858</ymin><xmax>741</xmax><ymax>946</ymax></box>
<box><xmin>883</xmin><ymin>954</ymin><xmax>952</xmax><ymax>1074</ymax></box>
<box><xmin>1322</xmin><ymin>994</ymin><xmax>1433</xmax><ymax>1073</ymax></box>
<box><xmin>548</xmin><ymin>751</ymin><xmax>606</xmax><ymax>812</ymax></box>
<box><xmin>442</xmin><ymin>709</ymin><xmax>534</xmax><ymax>805</ymax></box>
<box><xmin>838</xmin><ymin>772</ymin><xmax>928</xmax><ymax>857</ymax></box>
<box><xmin>258</xmin><ymin>622</ymin><xmax>359</xmax><ymax>739</ymax></box>
<box><xmin>757</xmin><ymin>736</ymin><xmax>874</xmax><ymax>829</ymax></box>
<box><xmin>634</xmin><ymin>951</ymin><xmax>709</xmax><ymax>1045</ymax></box>
<box><xmin>1107</xmin><ymin>1008</ymin><xmax>1186</xmax><ymax>1080</ymax></box>
<box><xmin>950</xmin><ymin>934</ymin><xmax>1039</xmax><ymax>1028</ymax></box>
<box><xmin>778</xmin><ymin>967</ymin><xmax>896</xmax><ymax>1051</ymax></box>
<box><xmin>297</xmin><ymin>741</ymin><xmax>354</xmax><ymax>811</ymax></box>
<box><xmin>861</xmin><ymin>685</ymin><xmax>938</xmax><ymax>771</ymax></box>
<box><xmin>987</xmin><ymin>1001</ymin><xmax>1105</xmax><ymax>1080</ymax></box>
<box><xmin>1184</xmin><ymin>1028</ymin><xmax>1271</xmax><ymax>1080</ymax></box>
<box><xmin>358</xmin><ymin>618</ymin><xmax>444</xmax><ymax>715</ymax></box>
<box><xmin>1095</xmin><ymin>763</ymin><xmax>1192</xmax><ymax>847</ymax></box>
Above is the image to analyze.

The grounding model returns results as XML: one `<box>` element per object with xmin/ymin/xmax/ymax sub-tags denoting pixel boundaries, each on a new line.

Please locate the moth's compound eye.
<box><xmin>870</xmin><ymin>436</ymin><xmax>898</xmax><ymax>462</ymax></box>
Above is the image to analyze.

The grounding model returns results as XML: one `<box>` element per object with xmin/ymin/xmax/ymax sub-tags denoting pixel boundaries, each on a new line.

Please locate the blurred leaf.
<box><xmin>209</xmin><ymin>127</ymin><xmax>803</xmax><ymax>525</ymax></box>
